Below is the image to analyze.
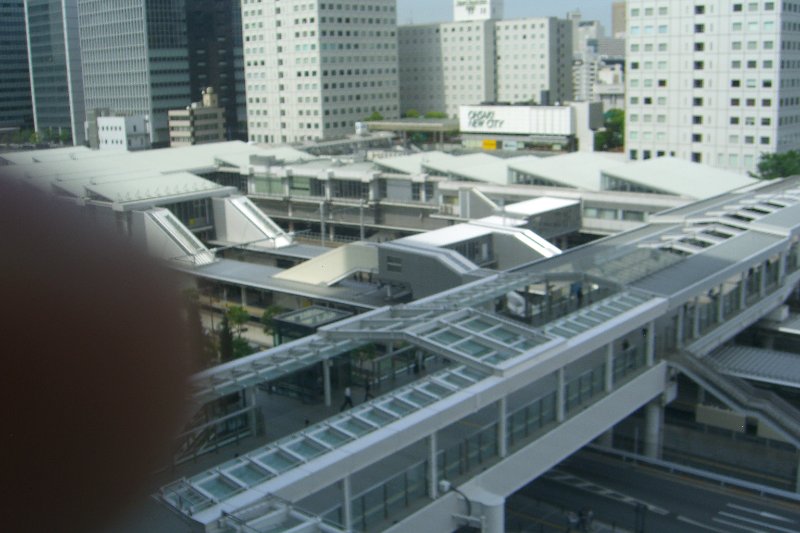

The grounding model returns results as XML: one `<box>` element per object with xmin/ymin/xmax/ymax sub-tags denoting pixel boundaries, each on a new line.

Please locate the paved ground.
<box><xmin>518</xmin><ymin>449</ymin><xmax>800</xmax><ymax>533</ymax></box>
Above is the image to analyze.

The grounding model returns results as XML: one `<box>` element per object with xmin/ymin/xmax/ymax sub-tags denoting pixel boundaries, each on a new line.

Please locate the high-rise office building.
<box><xmin>612</xmin><ymin>1</ymin><xmax>626</xmax><ymax>38</ymax></box>
<box><xmin>78</xmin><ymin>0</ymin><xmax>247</xmax><ymax>146</ymax></box>
<box><xmin>186</xmin><ymin>0</ymin><xmax>246</xmax><ymax>140</ymax></box>
<box><xmin>0</xmin><ymin>1</ymin><xmax>33</xmax><ymax>131</ymax></box>
<box><xmin>241</xmin><ymin>0</ymin><xmax>400</xmax><ymax>144</ymax></box>
<box><xmin>399</xmin><ymin>2</ymin><xmax>572</xmax><ymax>117</ymax></box>
<box><xmin>25</xmin><ymin>0</ymin><xmax>86</xmax><ymax>145</ymax></box>
<box><xmin>625</xmin><ymin>0</ymin><xmax>797</xmax><ymax>175</ymax></box>
<box><xmin>78</xmin><ymin>0</ymin><xmax>190</xmax><ymax>146</ymax></box>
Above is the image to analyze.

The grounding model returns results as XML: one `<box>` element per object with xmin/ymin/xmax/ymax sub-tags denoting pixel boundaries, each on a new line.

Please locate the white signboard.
<box><xmin>459</xmin><ymin>105</ymin><xmax>575</xmax><ymax>136</ymax></box>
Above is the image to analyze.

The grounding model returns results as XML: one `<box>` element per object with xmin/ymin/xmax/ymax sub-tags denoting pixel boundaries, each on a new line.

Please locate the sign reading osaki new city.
<box><xmin>459</xmin><ymin>105</ymin><xmax>575</xmax><ymax>136</ymax></box>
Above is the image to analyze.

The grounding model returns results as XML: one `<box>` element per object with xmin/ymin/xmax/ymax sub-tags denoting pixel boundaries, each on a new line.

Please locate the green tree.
<box><xmin>59</xmin><ymin>130</ymin><xmax>72</xmax><ymax>145</ymax></box>
<box><xmin>365</xmin><ymin>111</ymin><xmax>384</xmax><ymax>121</ymax></box>
<box><xmin>233</xmin><ymin>338</ymin><xmax>257</xmax><ymax>359</ymax></box>
<box><xmin>219</xmin><ymin>315</ymin><xmax>234</xmax><ymax>362</ymax></box>
<box><xmin>260</xmin><ymin>305</ymin><xmax>285</xmax><ymax>336</ymax></box>
<box><xmin>404</xmin><ymin>109</ymin><xmax>421</xmax><ymax>118</ymax></box>
<box><xmin>594</xmin><ymin>109</ymin><xmax>625</xmax><ymax>152</ymax></box>
<box><xmin>424</xmin><ymin>111</ymin><xmax>448</xmax><ymax>119</ymax></box>
<box><xmin>226</xmin><ymin>305</ymin><xmax>250</xmax><ymax>338</ymax></box>
<box><xmin>752</xmin><ymin>151</ymin><xmax>800</xmax><ymax>180</ymax></box>
<box><xmin>182</xmin><ymin>288</ymin><xmax>217</xmax><ymax>368</ymax></box>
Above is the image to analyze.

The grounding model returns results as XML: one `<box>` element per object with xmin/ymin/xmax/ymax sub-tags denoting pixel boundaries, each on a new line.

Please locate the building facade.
<box><xmin>625</xmin><ymin>0</ymin><xmax>798</xmax><ymax>174</ymax></box>
<box><xmin>96</xmin><ymin>115</ymin><xmax>151</xmax><ymax>151</ymax></box>
<box><xmin>399</xmin><ymin>3</ymin><xmax>573</xmax><ymax>117</ymax></box>
<box><xmin>0</xmin><ymin>1</ymin><xmax>33</xmax><ymax>131</ymax></box>
<box><xmin>453</xmin><ymin>0</ymin><xmax>504</xmax><ymax>22</ymax></box>
<box><xmin>25</xmin><ymin>0</ymin><xmax>85</xmax><ymax>145</ymax></box>
<box><xmin>169</xmin><ymin>88</ymin><xmax>226</xmax><ymax>147</ymax></box>
<box><xmin>242</xmin><ymin>0</ymin><xmax>401</xmax><ymax>144</ymax></box>
<box><xmin>186</xmin><ymin>0</ymin><xmax>246</xmax><ymax>140</ymax></box>
<box><xmin>78</xmin><ymin>0</ymin><xmax>190</xmax><ymax>146</ymax></box>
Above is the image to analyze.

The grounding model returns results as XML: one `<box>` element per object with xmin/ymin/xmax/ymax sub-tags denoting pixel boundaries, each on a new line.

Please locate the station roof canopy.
<box><xmin>507</xmin><ymin>152</ymin><xmax>625</xmax><ymax>191</ymax></box>
<box><xmin>363</xmin><ymin>117</ymin><xmax>460</xmax><ymax>133</ymax></box>
<box><xmin>601</xmin><ymin>157</ymin><xmax>759</xmax><ymax>200</ymax></box>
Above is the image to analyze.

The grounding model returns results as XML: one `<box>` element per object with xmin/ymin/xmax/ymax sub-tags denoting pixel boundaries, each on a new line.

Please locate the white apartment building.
<box><xmin>399</xmin><ymin>2</ymin><xmax>572</xmax><ymax>117</ymax></box>
<box><xmin>96</xmin><ymin>115</ymin><xmax>151</xmax><ymax>151</ymax></box>
<box><xmin>398</xmin><ymin>21</ymin><xmax>497</xmax><ymax>117</ymax></box>
<box><xmin>625</xmin><ymin>0</ymin><xmax>800</xmax><ymax>175</ymax></box>
<box><xmin>241</xmin><ymin>0</ymin><xmax>400</xmax><ymax>144</ymax></box>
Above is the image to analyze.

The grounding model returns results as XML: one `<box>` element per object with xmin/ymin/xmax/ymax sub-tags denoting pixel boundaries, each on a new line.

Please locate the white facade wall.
<box><xmin>97</xmin><ymin>116</ymin><xmax>150</xmax><ymax>151</ymax></box>
<box><xmin>495</xmin><ymin>18</ymin><xmax>574</xmax><ymax>105</ymax></box>
<box><xmin>399</xmin><ymin>17</ymin><xmax>572</xmax><ymax>116</ymax></box>
<box><xmin>399</xmin><ymin>21</ymin><xmax>495</xmax><ymax>117</ymax></box>
<box><xmin>625</xmin><ymin>0</ymin><xmax>800</xmax><ymax>175</ymax></box>
<box><xmin>242</xmin><ymin>0</ymin><xmax>400</xmax><ymax>144</ymax></box>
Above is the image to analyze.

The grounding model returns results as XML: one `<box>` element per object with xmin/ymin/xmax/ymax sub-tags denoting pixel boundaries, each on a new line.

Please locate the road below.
<box><xmin>511</xmin><ymin>449</ymin><xmax>800</xmax><ymax>532</ymax></box>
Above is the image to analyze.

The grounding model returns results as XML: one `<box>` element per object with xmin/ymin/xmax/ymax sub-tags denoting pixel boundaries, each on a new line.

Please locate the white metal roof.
<box><xmin>373</xmin><ymin>151</ymin><xmax>458</xmax><ymax>175</ymax></box>
<box><xmin>503</xmin><ymin>197</ymin><xmax>581</xmax><ymax>217</ymax></box>
<box><xmin>602</xmin><ymin>157</ymin><xmax>759</xmax><ymax>200</ymax></box>
<box><xmin>394</xmin><ymin>223</ymin><xmax>494</xmax><ymax>248</ymax></box>
<box><xmin>507</xmin><ymin>152</ymin><xmax>626</xmax><ymax>190</ymax></box>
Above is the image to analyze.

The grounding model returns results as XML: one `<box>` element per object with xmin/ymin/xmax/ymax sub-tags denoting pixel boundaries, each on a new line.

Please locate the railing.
<box><xmin>669</xmin><ymin>353</ymin><xmax>800</xmax><ymax>447</ymax></box>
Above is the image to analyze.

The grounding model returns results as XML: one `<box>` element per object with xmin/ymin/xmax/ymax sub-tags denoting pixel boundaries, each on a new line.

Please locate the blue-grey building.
<box><xmin>0</xmin><ymin>1</ymin><xmax>33</xmax><ymax>132</ymax></box>
<box><xmin>24</xmin><ymin>0</ymin><xmax>86</xmax><ymax>145</ymax></box>
<box><xmin>78</xmin><ymin>0</ymin><xmax>191</xmax><ymax>146</ymax></box>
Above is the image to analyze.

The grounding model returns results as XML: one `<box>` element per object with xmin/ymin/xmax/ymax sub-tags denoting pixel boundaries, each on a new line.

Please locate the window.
<box><xmin>694</xmin><ymin>79</ymin><xmax>704</xmax><ymax>88</ymax></box>
<box><xmin>695</xmin><ymin>5</ymin><xmax>706</xmax><ymax>14</ymax></box>
<box><xmin>695</xmin><ymin>42</ymin><xmax>705</xmax><ymax>52</ymax></box>
<box><xmin>730</xmin><ymin>117</ymin><xmax>740</xmax><ymax>125</ymax></box>
<box><xmin>693</xmin><ymin>133</ymin><xmax>703</xmax><ymax>142</ymax></box>
<box><xmin>695</xmin><ymin>24</ymin><xmax>705</xmax><ymax>33</ymax></box>
<box><xmin>693</xmin><ymin>115</ymin><xmax>704</xmax><ymax>125</ymax></box>
<box><xmin>694</xmin><ymin>61</ymin><xmax>705</xmax><ymax>70</ymax></box>
<box><xmin>693</xmin><ymin>97</ymin><xmax>704</xmax><ymax>106</ymax></box>
<box><xmin>732</xmin><ymin>79</ymin><xmax>741</xmax><ymax>87</ymax></box>
<box><xmin>761</xmin><ymin>137</ymin><xmax>771</xmax><ymax>145</ymax></box>
<box><xmin>692</xmin><ymin>153</ymin><xmax>702</xmax><ymax>163</ymax></box>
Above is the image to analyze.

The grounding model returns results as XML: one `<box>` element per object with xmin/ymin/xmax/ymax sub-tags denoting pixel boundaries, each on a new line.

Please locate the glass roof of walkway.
<box><xmin>162</xmin><ymin>364</ymin><xmax>490</xmax><ymax>517</ymax></box>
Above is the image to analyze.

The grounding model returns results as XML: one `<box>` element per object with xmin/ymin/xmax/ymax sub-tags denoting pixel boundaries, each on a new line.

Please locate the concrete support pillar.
<box><xmin>481</xmin><ymin>494</ymin><xmax>505</xmax><ymax>533</ymax></box>
<box><xmin>604</xmin><ymin>343</ymin><xmax>614</xmax><ymax>393</ymax></box>
<box><xmin>644</xmin><ymin>400</ymin><xmax>663</xmax><ymax>460</ymax></box>
<box><xmin>329</xmin><ymin>223</ymin><xmax>335</xmax><ymax>242</ymax></box>
<box><xmin>246</xmin><ymin>386</ymin><xmax>258</xmax><ymax>437</ymax></box>
<box><xmin>342</xmin><ymin>476</ymin><xmax>353</xmax><ymax>531</ymax></box>
<box><xmin>241</xmin><ymin>286</ymin><xmax>247</xmax><ymax>306</ymax></box>
<box><xmin>717</xmin><ymin>285</ymin><xmax>725</xmax><ymax>323</ymax></box>
<box><xmin>779</xmin><ymin>253</ymin><xmax>788</xmax><ymax>285</ymax></box>
<box><xmin>645</xmin><ymin>321</ymin><xmax>656</xmax><ymax>366</ymax></box>
<box><xmin>760</xmin><ymin>264</ymin><xmax>768</xmax><ymax>297</ymax></box>
<box><xmin>323</xmin><ymin>359</ymin><xmax>332</xmax><ymax>407</ymax></box>
<box><xmin>693</xmin><ymin>297</ymin><xmax>701</xmax><ymax>339</ymax></box>
<box><xmin>740</xmin><ymin>272</ymin><xmax>748</xmax><ymax>310</ymax></box>
<box><xmin>428</xmin><ymin>433</ymin><xmax>439</xmax><ymax>499</ymax></box>
<box><xmin>497</xmin><ymin>397</ymin><xmax>508</xmax><ymax>458</ymax></box>
<box><xmin>556</xmin><ymin>368</ymin><xmax>566</xmax><ymax>423</ymax></box>
<box><xmin>676</xmin><ymin>306</ymin><xmax>685</xmax><ymax>349</ymax></box>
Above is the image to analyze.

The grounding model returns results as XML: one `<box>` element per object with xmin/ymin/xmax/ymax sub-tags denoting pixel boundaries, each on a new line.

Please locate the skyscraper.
<box><xmin>186</xmin><ymin>0</ymin><xmax>246</xmax><ymax>140</ymax></box>
<box><xmin>0</xmin><ymin>1</ymin><xmax>33</xmax><ymax>131</ymax></box>
<box><xmin>242</xmin><ymin>0</ymin><xmax>400</xmax><ymax>144</ymax></box>
<box><xmin>625</xmin><ymin>0</ymin><xmax>795</xmax><ymax>174</ymax></box>
<box><xmin>25</xmin><ymin>0</ymin><xmax>86</xmax><ymax>145</ymax></box>
<box><xmin>399</xmin><ymin>2</ymin><xmax>572</xmax><ymax>117</ymax></box>
<box><xmin>78</xmin><ymin>0</ymin><xmax>190</xmax><ymax>146</ymax></box>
